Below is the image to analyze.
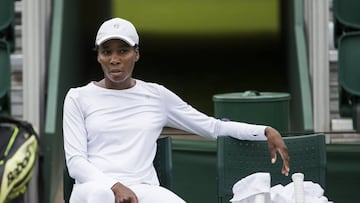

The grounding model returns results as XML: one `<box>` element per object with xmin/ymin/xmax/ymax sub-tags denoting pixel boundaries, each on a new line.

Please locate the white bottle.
<box><xmin>292</xmin><ymin>173</ymin><xmax>305</xmax><ymax>203</ymax></box>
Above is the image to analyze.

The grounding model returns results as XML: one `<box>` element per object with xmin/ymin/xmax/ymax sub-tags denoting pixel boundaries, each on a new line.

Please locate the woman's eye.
<box><xmin>119</xmin><ymin>48</ymin><xmax>130</xmax><ymax>54</ymax></box>
<box><xmin>100</xmin><ymin>47</ymin><xmax>131</xmax><ymax>56</ymax></box>
<box><xmin>102</xmin><ymin>50</ymin><xmax>111</xmax><ymax>55</ymax></box>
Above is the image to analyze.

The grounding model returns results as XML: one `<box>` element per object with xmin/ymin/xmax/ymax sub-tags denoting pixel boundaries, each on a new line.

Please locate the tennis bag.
<box><xmin>0</xmin><ymin>116</ymin><xmax>38</xmax><ymax>203</ymax></box>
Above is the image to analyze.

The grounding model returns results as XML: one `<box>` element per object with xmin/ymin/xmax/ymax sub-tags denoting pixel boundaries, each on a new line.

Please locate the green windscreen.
<box><xmin>111</xmin><ymin>0</ymin><xmax>284</xmax><ymax>116</ymax></box>
<box><xmin>112</xmin><ymin>0</ymin><xmax>279</xmax><ymax>35</ymax></box>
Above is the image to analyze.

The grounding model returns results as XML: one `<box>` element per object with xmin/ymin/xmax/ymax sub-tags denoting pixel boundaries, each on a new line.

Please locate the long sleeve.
<box><xmin>63</xmin><ymin>88</ymin><xmax>118</xmax><ymax>189</ymax></box>
<box><xmin>161</xmin><ymin>86</ymin><xmax>268</xmax><ymax>141</ymax></box>
<box><xmin>63</xmin><ymin>80</ymin><xmax>267</xmax><ymax>190</ymax></box>
<box><xmin>63</xmin><ymin>82</ymin><xmax>163</xmax><ymax>187</ymax></box>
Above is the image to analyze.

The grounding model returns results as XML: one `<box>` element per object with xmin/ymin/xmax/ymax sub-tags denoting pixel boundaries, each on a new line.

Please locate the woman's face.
<box><xmin>97</xmin><ymin>39</ymin><xmax>139</xmax><ymax>89</ymax></box>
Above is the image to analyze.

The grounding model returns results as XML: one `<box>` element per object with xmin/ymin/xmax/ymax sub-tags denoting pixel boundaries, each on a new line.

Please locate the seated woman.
<box><xmin>63</xmin><ymin>17</ymin><xmax>290</xmax><ymax>203</ymax></box>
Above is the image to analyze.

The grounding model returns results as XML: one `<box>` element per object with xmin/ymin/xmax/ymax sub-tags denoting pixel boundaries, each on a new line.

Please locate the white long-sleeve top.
<box><xmin>63</xmin><ymin>80</ymin><xmax>267</xmax><ymax>190</ymax></box>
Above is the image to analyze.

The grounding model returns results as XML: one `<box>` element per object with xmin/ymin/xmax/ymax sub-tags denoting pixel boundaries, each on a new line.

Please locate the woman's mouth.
<box><xmin>110</xmin><ymin>69</ymin><xmax>122</xmax><ymax>77</ymax></box>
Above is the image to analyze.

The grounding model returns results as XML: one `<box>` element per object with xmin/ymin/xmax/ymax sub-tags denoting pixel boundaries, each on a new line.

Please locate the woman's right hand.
<box><xmin>111</xmin><ymin>182</ymin><xmax>138</xmax><ymax>203</ymax></box>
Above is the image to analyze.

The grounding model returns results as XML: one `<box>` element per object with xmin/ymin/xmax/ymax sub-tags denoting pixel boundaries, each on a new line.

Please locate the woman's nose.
<box><xmin>110</xmin><ymin>54</ymin><xmax>121</xmax><ymax>64</ymax></box>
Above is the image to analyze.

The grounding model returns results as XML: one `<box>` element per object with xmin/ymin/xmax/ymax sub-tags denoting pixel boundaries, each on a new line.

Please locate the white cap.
<box><xmin>95</xmin><ymin>18</ymin><xmax>139</xmax><ymax>47</ymax></box>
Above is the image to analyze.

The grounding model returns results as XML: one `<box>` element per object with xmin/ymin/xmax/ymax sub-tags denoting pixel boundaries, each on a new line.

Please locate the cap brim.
<box><xmin>96</xmin><ymin>35</ymin><xmax>136</xmax><ymax>46</ymax></box>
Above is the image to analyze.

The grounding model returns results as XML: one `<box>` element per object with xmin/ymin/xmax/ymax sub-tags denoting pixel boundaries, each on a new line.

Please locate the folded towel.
<box><xmin>230</xmin><ymin>172</ymin><xmax>271</xmax><ymax>203</ymax></box>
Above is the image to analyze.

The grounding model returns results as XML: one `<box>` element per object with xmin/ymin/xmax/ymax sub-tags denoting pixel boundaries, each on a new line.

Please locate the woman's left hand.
<box><xmin>265</xmin><ymin>126</ymin><xmax>290</xmax><ymax>176</ymax></box>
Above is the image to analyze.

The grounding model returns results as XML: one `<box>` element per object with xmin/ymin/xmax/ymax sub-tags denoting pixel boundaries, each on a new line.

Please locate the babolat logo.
<box><xmin>7</xmin><ymin>145</ymin><xmax>32</xmax><ymax>186</ymax></box>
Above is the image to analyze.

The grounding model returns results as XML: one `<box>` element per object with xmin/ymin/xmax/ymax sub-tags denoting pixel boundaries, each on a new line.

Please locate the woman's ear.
<box><xmin>135</xmin><ymin>47</ymin><xmax>140</xmax><ymax>62</ymax></box>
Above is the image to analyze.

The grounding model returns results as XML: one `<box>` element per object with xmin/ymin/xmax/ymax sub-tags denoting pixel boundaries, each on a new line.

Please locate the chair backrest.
<box><xmin>153</xmin><ymin>136</ymin><xmax>173</xmax><ymax>189</ymax></box>
<box><xmin>0</xmin><ymin>0</ymin><xmax>15</xmax><ymax>52</ymax></box>
<box><xmin>333</xmin><ymin>0</ymin><xmax>360</xmax><ymax>48</ymax></box>
<box><xmin>63</xmin><ymin>136</ymin><xmax>173</xmax><ymax>203</ymax></box>
<box><xmin>338</xmin><ymin>32</ymin><xmax>360</xmax><ymax>97</ymax></box>
<box><xmin>217</xmin><ymin>134</ymin><xmax>326</xmax><ymax>203</ymax></box>
<box><xmin>0</xmin><ymin>40</ymin><xmax>11</xmax><ymax>116</ymax></box>
<box><xmin>0</xmin><ymin>0</ymin><xmax>14</xmax><ymax>31</ymax></box>
<box><xmin>333</xmin><ymin>0</ymin><xmax>360</xmax><ymax>30</ymax></box>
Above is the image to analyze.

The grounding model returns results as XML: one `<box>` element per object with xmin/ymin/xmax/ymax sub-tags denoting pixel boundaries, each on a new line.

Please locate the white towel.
<box><xmin>230</xmin><ymin>172</ymin><xmax>271</xmax><ymax>203</ymax></box>
<box><xmin>271</xmin><ymin>181</ymin><xmax>330</xmax><ymax>203</ymax></box>
<box><xmin>230</xmin><ymin>172</ymin><xmax>333</xmax><ymax>203</ymax></box>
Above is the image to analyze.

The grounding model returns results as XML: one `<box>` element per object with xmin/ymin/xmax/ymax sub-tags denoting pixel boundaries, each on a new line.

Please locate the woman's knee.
<box><xmin>70</xmin><ymin>182</ymin><xmax>114</xmax><ymax>203</ymax></box>
<box><xmin>130</xmin><ymin>184</ymin><xmax>185</xmax><ymax>203</ymax></box>
<box><xmin>88</xmin><ymin>186</ymin><xmax>114</xmax><ymax>201</ymax></box>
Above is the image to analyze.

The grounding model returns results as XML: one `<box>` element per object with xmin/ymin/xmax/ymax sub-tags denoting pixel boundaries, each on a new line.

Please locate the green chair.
<box><xmin>0</xmin><ymin>39</ymin><xmax>11</xmax><ymax>116</ymax></box>
<box><xmin>217</xmin><ymin>134</ymin><xmax>326</xmax><ymax>203</ymax></box>
<box><xmin>0</xmin><ymin>0</ymin><xmax>15</xmax><ymax>52</ymax></box>
<box><xmin>333</xmin><ymin>0</ymin><xmax>360</xmax><ymax>29</ymax></box>
<box><xmin>63</xmin><ymin>136</ymin><xmax>173</xmax><ymax>203</ymax></box>
<box><xmin>338</xmin><ymin>31</ymin><xmax>360</xmax><ymax>130</ymax></box>
<box><xmin>333</xmin><ymin>0</ymin><xmax>360</xmax><ymax>48</ymax></box>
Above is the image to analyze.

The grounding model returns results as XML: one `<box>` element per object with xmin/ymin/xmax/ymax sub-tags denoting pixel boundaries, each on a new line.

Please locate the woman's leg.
<box><xmin>129</xmin><ymin>184</ymin><xmax>186</xmax><ymax>203</ymax></box>
<box><xmin>70</xmin><ymin>181</ymin><xmax>115</xmax><ymax>203</ymax></box>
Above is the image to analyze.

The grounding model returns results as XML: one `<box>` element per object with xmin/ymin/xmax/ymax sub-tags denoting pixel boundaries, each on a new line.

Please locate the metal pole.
<box><xmin>306</xmin><ymin>0</ymin><xmax>330</xmax><ymax>133</ymax></box>
<box><xmin>22</xmin><ymin>0</ymin><xmax>51</xmax><ymax>202</ymax></box>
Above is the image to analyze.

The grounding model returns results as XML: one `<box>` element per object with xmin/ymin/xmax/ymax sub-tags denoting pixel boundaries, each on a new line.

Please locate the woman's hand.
<box><xmin>265</xmin><ymin>126</ymin><xmax>290</xmax><ymax>176</ymax></box>
<box><xmin>111</xmin><ymin>182</ymin><xmax>138</xmax><ymax>203</ymax></box>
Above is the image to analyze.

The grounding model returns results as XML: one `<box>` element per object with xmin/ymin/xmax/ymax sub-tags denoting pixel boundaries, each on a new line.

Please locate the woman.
<box><xmin>63</xmin><ymin>17</ymin><xmax>290</xmax><ymax>203</ymax></box>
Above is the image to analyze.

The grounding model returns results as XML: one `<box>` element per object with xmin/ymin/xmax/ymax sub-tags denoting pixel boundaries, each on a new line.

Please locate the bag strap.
<box><xmin>0</xmin><ymin>116</ymin><xmax>42</xmax><ymax>160</ymax></box>
<box><xmin>0</xmin><ymin>116</ymin><xmax>37</xmax><ymax>136</ymax></box>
